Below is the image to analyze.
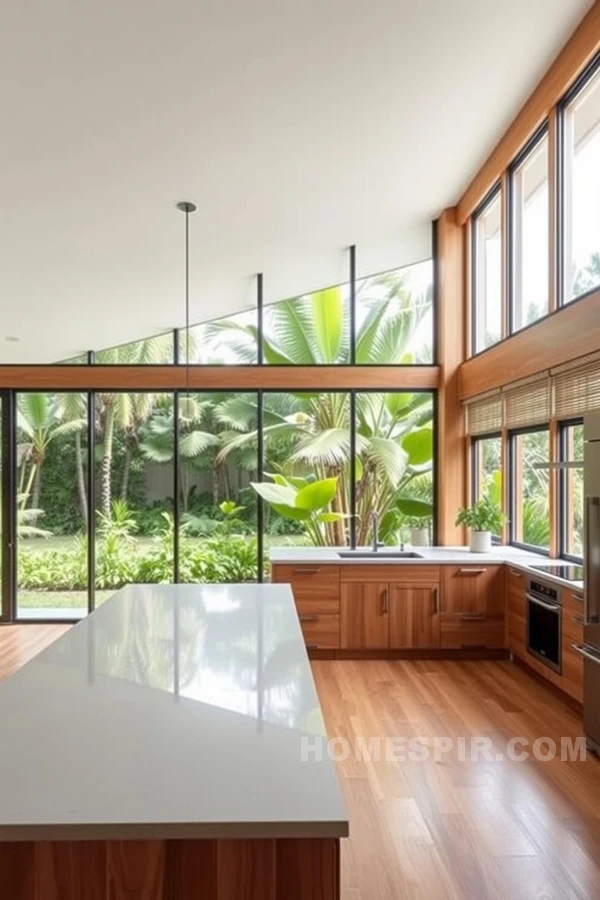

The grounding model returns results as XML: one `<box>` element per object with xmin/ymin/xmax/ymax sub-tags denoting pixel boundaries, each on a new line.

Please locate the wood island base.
<box><xmin>0</xmin><ymin>836</ymin><xmax>340</xmax><ymax>900</ymax></box>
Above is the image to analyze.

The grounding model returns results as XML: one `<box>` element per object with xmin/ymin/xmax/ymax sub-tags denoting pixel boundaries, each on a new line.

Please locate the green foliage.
<box><xmin>456</xmin><ymin>497</ymin><xmax>506</xmax><ymax>533</ymax></box>
<box><xmin>252</xmin><ymin>474</ymin><xmax>347</xmax><ymax>546</ymax></box>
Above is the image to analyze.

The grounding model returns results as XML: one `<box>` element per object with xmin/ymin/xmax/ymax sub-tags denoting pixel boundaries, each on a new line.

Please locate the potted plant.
<box><xmin>405</xmin><ymin>515</ymin><xmax>431</xmax><ymax>547</ymax></box>
<box><xmin>455</xmin><ymin>497</ymin><xmax>505</xmax><ymax>553</ymax></box>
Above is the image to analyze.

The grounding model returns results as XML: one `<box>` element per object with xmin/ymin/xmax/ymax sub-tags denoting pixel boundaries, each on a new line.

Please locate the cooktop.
<box><xmin>530</xmin><ymin>564</ymin><xmax>584</xmax><ymax>582</ymax></box>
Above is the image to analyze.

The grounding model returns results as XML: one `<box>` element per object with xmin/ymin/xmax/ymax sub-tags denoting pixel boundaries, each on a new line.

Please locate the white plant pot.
<box><xmin>410</xmin><ymin>527</ymin><xmax>429</xmax><ymax>547</ymax></box>
<box><xmin>469</xmin><ymin>530</ymin><xmax>492</xmax><ymax>553</ymax></box>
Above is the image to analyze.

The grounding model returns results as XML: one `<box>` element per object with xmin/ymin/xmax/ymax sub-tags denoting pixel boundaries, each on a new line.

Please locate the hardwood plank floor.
<box><xmin>0</xmin><ymin>625</ymin><xmax>69</xmax><ymax>680</ymax></box>
<box><xmin>313</xmin><ymin>659</ymin><xmax>600</xmax><ymax>900</ymax></box>
<box><xmin>1</xmin><ymin>629</ymin><xmax>599</xmax><ymax>899</ymax></box>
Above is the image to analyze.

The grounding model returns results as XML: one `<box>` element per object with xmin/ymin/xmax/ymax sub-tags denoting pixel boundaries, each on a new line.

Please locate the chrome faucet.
<box><xmin>372</xmin><ymin>512</ymin><xmax>379</xmax><ymax>552</ymax></box>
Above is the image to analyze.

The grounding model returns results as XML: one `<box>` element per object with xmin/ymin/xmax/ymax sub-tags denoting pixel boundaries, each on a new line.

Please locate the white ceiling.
<box><xmin>0</xmin><ymin>0</ymin><xmax>592</xmax><ymax>362</ymax></box>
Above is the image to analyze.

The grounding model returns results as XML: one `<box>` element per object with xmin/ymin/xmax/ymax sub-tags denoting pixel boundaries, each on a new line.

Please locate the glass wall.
<box><xmin>181</xmin><ymin>310</ymin><xmax>258</xmax><ymax>365</ymax></box>
<box><xmin>16</xmin><ymin>392</ymin><xmax>89</xmax><ymax>619</ymax></box>
<box><xmin>262</xmin><ymin>392</ymin><xmax>351</xmax><ymax>549</ymax></box>
<box><xmin>94</xmin><ymin>392</ymin><xmax>174</xmax><ymax>605</ymax></box>
<box><xmin>562</xmin><ymin>63</ymin><xmax>600</xmax><ymax>303</ymax></box>
<box><xmin>510</xmin><ymin>428</ymin><xmax>550</xmax><ymax>551</ymax></box>
<box><xmin>510</xmin><ymin>132</ymin><xmax>549</xmax><ymax>331</ymax></box>
<box><xmin>263</xmin><ymin>285</ymin><xmax>351</xmax><ymax>365</ymax></box>
<box><xmin>355</xmin><ymin>391</ymin><xmax>434</xmax><ymax>546</ymax></box>
<box><xmin>177</xmin><ymin>392</ymin><xmax>259</xmax><ymax>583</ymax></box>
<box><xmin>472</xmin><ymin>187</ymin><xmax>503</xmax><ymax>353</ymax></box>
<box><xmin>355</xmin><ymin>261</ymin><xmax>434</xmax><ymax>364</ymax></box>
<box><xmin>95</xmin><ymin>332</ymin><xmax>174</xmax><ymax>365</ymax></box>
<box><xmin>3</xmin><ymin>386</ymin><xmax>437</xmax><ymax>619</ymax></box>
<box><xmin>560</xmin><ymin>420</ymin><xmax>584</xmax><ymax>559</ymax></box>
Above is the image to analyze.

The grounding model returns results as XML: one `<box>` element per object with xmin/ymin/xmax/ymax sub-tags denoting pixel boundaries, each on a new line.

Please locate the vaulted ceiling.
<box><xmin>0</xmin><ymin>0</ymin><xmax>593</xmax><ymax>361</ymax></box>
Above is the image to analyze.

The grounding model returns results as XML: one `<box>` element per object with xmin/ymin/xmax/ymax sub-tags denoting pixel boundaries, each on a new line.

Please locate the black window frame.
<box><xmin>558</xmin><ymin>417</ymin><xmax>584</xmax><ymax>563</ymax></box>
<box><xmin>471</xmin><ymin>182</ymin><xmax>503</xmax><ymax>357</ymax></box>
<box><xmin>557</xmin><ymin>48</ymin><xmax>600</xmax><ymax>308</ymax></box>
<box><xmin>507</xmin><ymin>122</ymin><xmax>550</xmax><ymax>336</ymax></box>
<box><xmin>508</xmin><ymin>424</ymin><xmax>551</xmax><ymax>556</ymax></box>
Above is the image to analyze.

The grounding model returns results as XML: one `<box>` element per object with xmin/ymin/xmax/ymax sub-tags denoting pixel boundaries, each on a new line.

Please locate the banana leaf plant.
<box><xmin>251</xmin><ymin>475</ymin><xmax>348</xmax><ymax>546</ymax></box>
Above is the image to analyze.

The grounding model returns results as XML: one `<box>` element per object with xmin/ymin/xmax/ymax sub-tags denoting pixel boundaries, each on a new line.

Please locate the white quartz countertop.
<box><xmin>269</xmin><ymin>546</ymin><xmax>584</xmax><ymax>589</ymax></box>
<box><xmin>0</xmin><ymin>584</ymin><xmax>348</xmax><ymax>841</ymax></box>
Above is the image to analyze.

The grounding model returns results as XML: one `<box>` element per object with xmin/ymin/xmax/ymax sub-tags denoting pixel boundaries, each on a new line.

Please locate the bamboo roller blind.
<box><xmin>464</xmin><ymin>352</ymin><xmax>600</xmax><ymax>434</ymax></box>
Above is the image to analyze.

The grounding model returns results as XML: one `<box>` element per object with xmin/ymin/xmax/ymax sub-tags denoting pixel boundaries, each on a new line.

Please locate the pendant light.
<box><xmin>176</xmin><ymin>200</ymin><xmax>197</xmax><ymax>399</ymax></box>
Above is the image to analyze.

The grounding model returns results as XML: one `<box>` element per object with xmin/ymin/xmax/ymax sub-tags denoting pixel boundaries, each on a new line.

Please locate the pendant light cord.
<box><xmin>176</xmin><ymin>201</ymin><xmax>197</xmax><ymax>396</ymax></box>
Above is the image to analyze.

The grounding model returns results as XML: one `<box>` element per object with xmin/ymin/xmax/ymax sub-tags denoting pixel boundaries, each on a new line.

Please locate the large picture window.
<box><xmin>509</xmin><ymin>428</ymin><xmax>550</xmax><ymax>551</ymax></box>
<box><xmin>355</xmin><ymin>261</ymin><xmax>434</xmax><ymax>364</ymax></box>
<box><xmin>472</xmin><ymin>186</ymin><xmax>503</xmax><ymax>353</ymax></box>
<box><xmin>561</xmin><ymin>59</ymin><xmax>600</xmax><ymax>304</ymax></box>
<box><xmin>559</xmin><ymin>420</ymin><xmax>584</xmax><ymax>560</ymax></box>
<box><xmin>509</xmin><ymin>130</ymin><xmax>549</xmax><ymax>332</ymax></box>
<box><xmin>471</xmin><ymin>434</ymin><xmax>502</xmax><ymax>537</ymax></box>
<box><xmin>16</xmin><ymin>392</ymin><xmax>89</xmax><ymax>619</ymax></box>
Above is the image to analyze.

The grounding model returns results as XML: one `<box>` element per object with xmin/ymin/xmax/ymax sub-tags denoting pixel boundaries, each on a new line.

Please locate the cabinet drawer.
<box><xmin>561</xmin><ymin>643</ymin><xmax>584</xmax><ymax>703</ymax></box>
<box><xmin>299</xmin><ymin>614</ymin><xmax>340</xmax><ymax>650</ymax></box>
<box><xmin>441</xmin><ymin>613</ymin><xmax>505</xmax><ymax>650</ymax></box>
<box><xmin>563</xmin><ymin>588</ymin><xmax>584</xmax><ymax>615</ymax></box>
<box><xmin>563</xmin><ymin>609</ymin><xmax>584</xmax><ymax>642</ymax></box>
<box><xmin>441</xmin><ymin>565</ymin><xmax>505</xmax><ymax>615</ymax></box>
<box><xmin>340</xmin><ymin>565</ymin><xmax>439</xmax><ymax>584</ymax></box>
<box><xmin>271</xmin><ymin>565</ymin><xmax>340</xmax><ymax>614</ymax></box>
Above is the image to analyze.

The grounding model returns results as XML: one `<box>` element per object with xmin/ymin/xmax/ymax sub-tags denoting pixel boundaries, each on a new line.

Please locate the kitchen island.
<box><xmin>0</xmin><ymin>584</ymin><xmax>348</xmax><ymax>899</ymax></box>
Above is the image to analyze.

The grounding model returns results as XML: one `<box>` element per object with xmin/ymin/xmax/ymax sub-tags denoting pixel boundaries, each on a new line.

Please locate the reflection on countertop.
<box><xmin>0</xmin><ymin>584</ymin><xmax>348</xmax><ymax>841</ymax></box>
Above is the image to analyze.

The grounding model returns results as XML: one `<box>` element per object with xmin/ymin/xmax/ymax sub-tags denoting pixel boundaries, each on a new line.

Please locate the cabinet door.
<box><xmin>340</xmin><ymin>583</ymin><xmax>389</xmax><ymax>649</ymax></box>
<box><xmin>441</xmin><ymin>565</ymin><xmax>505</xmax><ymax>615</ymax></box>
<box><xmin>389</xmin><ymin>584</ymin><xmax>440</xmax><ymax>648</ymax></box>
<box><xmin>506</xmin><ymin>567</ymin><xmax>527</xmax><ymax>659</ymax></box>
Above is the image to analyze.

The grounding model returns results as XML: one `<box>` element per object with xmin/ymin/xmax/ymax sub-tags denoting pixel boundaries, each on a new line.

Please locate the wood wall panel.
<box><xmin>459</xmin><ymin>288</ymin><xmax>600</xmax><ymax>399</ymax></box>
<box><xmin>457</xmin><ymin>2</ymin><xmax>600</xmax><ymax>223</ymax></box>
<box><xmin>0</xmin><ymin>364</ymin><xmax>440</xmax><ymax>392</ymax></box>
<box><xmin>0</xmin><ymin>838</ymin><xmax>340</xmax><ymax>900</ymax></box>
<box><xmin>436</xmin><ymin>209</ymin><xmax>467</xmax><ymax>543</ymax></box>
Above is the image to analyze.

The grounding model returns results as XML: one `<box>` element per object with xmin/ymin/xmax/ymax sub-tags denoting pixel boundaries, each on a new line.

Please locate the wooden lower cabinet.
<box><xmin>389</xmin><ymin>584</ymin><xmax>440</xmax><ymax>649</ymax></box>
<box><xmin>299</xmin><ymin>613</ymin><xmax>340</xmax><ymax>650</ymax></box>
<box><xmin>441</xmin><ymin>613</ymin><xmax>505</xmax><ymax>650</ymax></box>
<box><xmin>506</xmin><ymin>567</ymin><xmax>527</xmax><ymax>660</ymax></box>
<box><xmin>340</xmin><ymin>581</ymin><xmax>440</xmax><ymax>650</ymax></box>
<box><xmin>561</xmin><ymin>588</ymin><xmax>585</xmax><ymax>702</ymax></box>
<box><xmin>340</xmin><ymin>583</ymin><xmax>389</xmax><ymax>649</ymax></box>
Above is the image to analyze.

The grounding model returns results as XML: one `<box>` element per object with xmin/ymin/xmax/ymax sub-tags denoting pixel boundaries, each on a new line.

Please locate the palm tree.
<box><xmin>94</xmin><ymin>334</ymin><xmax>173</xmax><ymax>516</ymax></box>
<box><xmin>17</xmin><ymin>393</ymin><xmax>86</xmax><ymax>513</ymax></box>
<box><xmin>211</xmin><ymin>275</ymin><xmax>434</xmax><ymax>544</ymax></box>
<box><xmin>59</xmin><ymin>393</ymin><xmax>89</xmax><ymax>524</ymax></box>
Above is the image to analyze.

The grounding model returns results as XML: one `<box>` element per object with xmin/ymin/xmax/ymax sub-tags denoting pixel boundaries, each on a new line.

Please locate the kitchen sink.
<box><xmin>336</xmin><ymin>550</ymin><xmax>424</xmax><ymax>559</ymax></box>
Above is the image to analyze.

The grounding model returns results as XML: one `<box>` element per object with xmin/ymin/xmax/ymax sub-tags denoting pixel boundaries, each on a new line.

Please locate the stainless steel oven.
<box><xmin>527</xmin><ymin>578</ymin><xmax>562</xmax><ymax>674</ymax></box>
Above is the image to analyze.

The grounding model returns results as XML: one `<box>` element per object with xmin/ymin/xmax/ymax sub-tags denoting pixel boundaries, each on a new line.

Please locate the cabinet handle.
<box><xmin>572</xmin><ymin>615</ymin><xmax>584</xmax><ymax>626</ymax></box>
<box><xmin>306</xmin><ymin>643</ymin><xmax>320</xmax><ymax>651</ymax></box>
<box><xmin>433</xmin><ymin>587</ymin><xmax>439</xmax><ymax>614</ymax></box>
<box><xmin>294</xmin><ymin>567</ymin><xmax>319</xmax><ymax>574</ymax></box>
<box><xmin>300</xmin><ymin>614</ymin><xmax>319</xmax><ymax>623</ymax></box>
<box><xmin>509</xmin><ymin>569</ymin><xmax>523</xmax><ymax>578</ymax></box>
<box><xmin>461</xmin><ymin>614</ymin><xmax>487</xmax><ymax>622</ymax></box>
<box><xmin>571</xmin><ymin>593</ymin><xmax>584</xmax><ymax>603</ymax></box>
<box><xmin>459</xmin><ymin>568</ymin><xmax>487</xmax><ymax>574</ymax></box>
<box><xmin>381</xmin><ymin>588</ymin><xmax>389</xmax><ymax>615</ymax></box>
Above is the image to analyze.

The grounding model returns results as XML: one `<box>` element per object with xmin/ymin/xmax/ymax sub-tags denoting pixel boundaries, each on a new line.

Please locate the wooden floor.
<box><xmin>2</xmin><ymin>627</ymin><xmax>600</xmax><ymax>899</ymax></box>
<box><xmin>313</xmin><ymin>659</ymin><xmax>600</xmax><ymax>900</ymax></box>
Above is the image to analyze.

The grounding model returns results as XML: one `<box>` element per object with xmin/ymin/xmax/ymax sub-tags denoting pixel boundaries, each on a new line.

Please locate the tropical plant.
<box><xmin>456</xmin><ymin>497</ymin><xmax>506</xmax><ymax>533</ymax></box>
<box><xmin>17</xmin><ymin>393</ymin><xmax>85</xmax><ymax>511</ymax></box>
<box><xmin>252</xmin><ymin>475</ymin><xmax>347</xmax><ymax>546</ymax></box>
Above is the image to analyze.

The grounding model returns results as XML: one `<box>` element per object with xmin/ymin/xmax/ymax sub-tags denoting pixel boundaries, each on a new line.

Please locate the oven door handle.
<box><xmin>526</xmin><ymin>593</ymin><xmax>560</xmax><ymax>612</ymax></box>
<box><xmin>571</xmin><ymin>644</ymin><xmax>600</xmax><ymax>665</ymax></box>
